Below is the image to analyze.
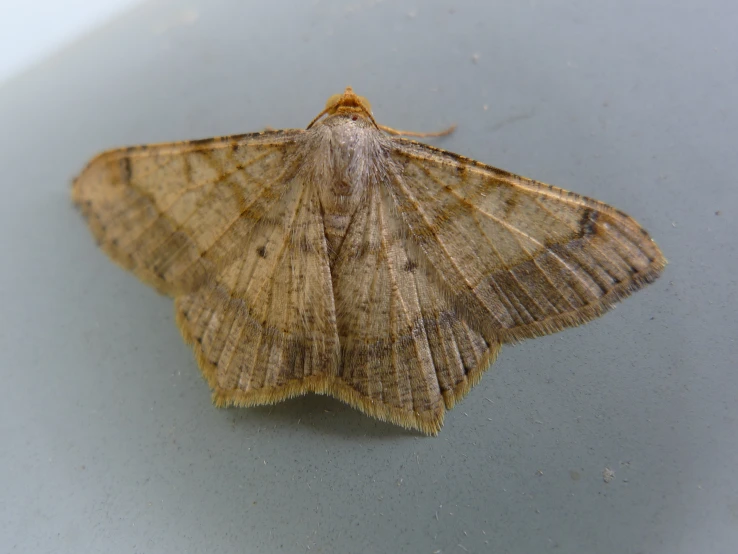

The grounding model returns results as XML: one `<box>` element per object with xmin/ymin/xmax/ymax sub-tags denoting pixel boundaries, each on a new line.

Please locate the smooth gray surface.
<box><xmin>2</xmin><ymin>1</ymin><xmax>736</xmax><ymax>552</ymax></box>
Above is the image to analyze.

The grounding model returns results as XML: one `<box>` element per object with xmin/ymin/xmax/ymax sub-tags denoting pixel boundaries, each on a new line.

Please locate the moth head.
<box><xmin>307</xmin><ymin>86</ymin><xmax>378</xmax><ymax>129</ymax></box>
<box><xmin>324</xmin><ymin>87</ymin><xmax>373</xmax><ymax>115</ymax></box>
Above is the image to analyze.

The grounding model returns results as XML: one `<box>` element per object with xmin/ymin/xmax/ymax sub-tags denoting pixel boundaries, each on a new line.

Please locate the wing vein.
<box><xmin>407</xmin><ymin>162</ymin><xmax>598</xmax><ymax>298</ymax></box>
<box><xmin>112</xmin><ymin>147</ymin><xmax>279</xmax><ymax>243</ymax></box>
<box><xmin>378</xmin><ymin>185</ymin><xmax>418</xmax><ymax>413</ymax></box>
<box><xmin>390</xmin><ymin>168</ymin><xmax>477</xmax><ymax>293</ymax></box>
<box><xmin>530</xmin><ymin>195</ymin><xmax>579</xmax><ymax>233</ymax></box>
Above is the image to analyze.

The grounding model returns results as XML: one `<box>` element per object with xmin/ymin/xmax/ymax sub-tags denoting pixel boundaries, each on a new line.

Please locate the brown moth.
<box><xmin>72</xmin><ymin>87</ymin><xmax>666</xmax><ymax>435</ymax></box>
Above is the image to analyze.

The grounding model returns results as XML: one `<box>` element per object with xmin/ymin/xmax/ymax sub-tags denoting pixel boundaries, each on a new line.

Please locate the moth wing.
<box><xmin>74</xmin><ymin>131</ymin><xmax>341</xmax><ymax>403</ymax></box>
<box><xmin>73</xmin><ymin>130</ymin><xmax>305</xmax><ymax>295</ymax></box>
<box><xmin>331</xmin><ymin>180</ymin><xmax>501</xmax><ymax>435</ymax></box>
<box><xmin>386</xmin><ymin>139</ymin><xmax>666</xmax><ymax>343</ymax></box>
<box><xmin>173</xmin><ymin>182</ymin><xmax>341</xmax><ymax>405</ymax></box>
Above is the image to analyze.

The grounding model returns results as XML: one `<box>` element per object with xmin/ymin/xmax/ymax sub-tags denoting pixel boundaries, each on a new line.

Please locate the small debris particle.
<box><xmin>603</xmin><ymin>467</ymin><xmax>615</xmax><ymax>483</ymax></box>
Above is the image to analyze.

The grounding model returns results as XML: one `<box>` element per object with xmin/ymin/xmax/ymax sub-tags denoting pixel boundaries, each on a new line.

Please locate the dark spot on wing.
<box><xmin>503</xmin><ymin>193</ymin><xmax>519</xmax><ymax>216</ymax></box>
<box><xmin>579</xmin><ymin>209</ymin><xmax>598</xmax><ymax>237</ymax></box>
<box><xmin>119</xmin><ymin>156</ymin><xmax>132</xmax><ymax>184</ymax></box>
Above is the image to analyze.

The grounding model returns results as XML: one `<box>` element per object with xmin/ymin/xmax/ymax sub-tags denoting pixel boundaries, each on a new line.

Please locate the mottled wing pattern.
<box><xmin>174</xmin><ymin>183</ymin><xmax>340</xmax><ymax>406</ymax></box>
<box><xmin>72</xmin><ymin>116</ymin><xmax>665</xmax><ymax>435</ymax></box>
<box><xmin>387</xmin><ymin>140</ymin><xmax>667</xmax><ymax>344</ymax></box>
<box><xmin>331</xmin><ymin>181</ymin><xmax>500</xmax><ymax>434</ymax></box>
<box><xmin>73</xmin><ymin>131</ymin><xmax>341</xmax><ymax>405</ymax></box>
<box><xmin>73</xmin><ymin>130</ymin><xmax>304</xmax><ymax>295</ymax></box>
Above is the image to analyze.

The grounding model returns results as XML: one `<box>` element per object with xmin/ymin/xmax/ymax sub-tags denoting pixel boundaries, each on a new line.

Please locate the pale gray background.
<box><xmin>2</xmin><ymin>1</ymin><xmax>736</xmax><ymax>553</ymax></box>
<box><xmin>0</xmin><ymin>0</ymin><xmax>144</xmax><ymax>83</ymax></box>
